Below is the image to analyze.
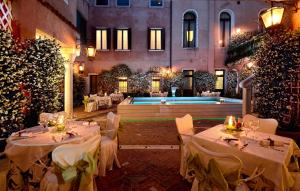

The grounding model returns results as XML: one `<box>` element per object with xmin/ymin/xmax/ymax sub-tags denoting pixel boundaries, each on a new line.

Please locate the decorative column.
<box><xmin>239</xmin><ymin>74</ymin><xmax>255</xmax><ymax>116</ymax></box>
<box><xmin>64</xmin><ymin>53</ymin><xmax>75</xmax><ymax>118</ymax></box>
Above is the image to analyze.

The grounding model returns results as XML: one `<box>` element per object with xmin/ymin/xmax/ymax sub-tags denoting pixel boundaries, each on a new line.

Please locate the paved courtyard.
<box><xmin>74</xmin><ymin>106</ymin><xmax>222</xmax><ymax>191</ymax></box>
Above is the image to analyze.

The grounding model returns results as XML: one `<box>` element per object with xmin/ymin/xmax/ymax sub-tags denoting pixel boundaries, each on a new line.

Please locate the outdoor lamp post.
<box><xmin>260</xmin><ymin>7</ymin><xmax>284</xmax><ymax>28</ymax></box>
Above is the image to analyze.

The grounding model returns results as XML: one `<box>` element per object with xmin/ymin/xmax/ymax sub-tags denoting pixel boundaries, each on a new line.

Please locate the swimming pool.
<box><xmin>118</xmin><ymin>97</ymin><xmax>242</xmax><ymax>119</ymax></box>
<box><xmin>131</xmin><ymin>97</ymin><xmax>242</xmax><ymax>105</ymax></box>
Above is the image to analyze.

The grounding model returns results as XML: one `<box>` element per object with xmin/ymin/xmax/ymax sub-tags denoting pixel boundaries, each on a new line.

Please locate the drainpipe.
<box><xmin>239</xmin><ymin>74</ymin><xmax>255</xmax><ymax>116</ymax></box>
<box><xmin>169</xmin><ymin>0</ymin><xmax>172</xmax><ymax>72</ymax></box>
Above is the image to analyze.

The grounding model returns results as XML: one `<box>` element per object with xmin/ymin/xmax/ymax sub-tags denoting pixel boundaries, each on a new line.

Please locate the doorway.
<box><xmin>89</xmin><ymin>74</ymin><xmax>98</xmax><ymax>94</ymax></box>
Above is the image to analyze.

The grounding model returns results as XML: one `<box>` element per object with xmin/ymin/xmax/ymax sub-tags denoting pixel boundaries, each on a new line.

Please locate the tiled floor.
<box><xmin>74</xmin><ymin>106</ymin><xmax>223</xmax><ymax>191</ymax></box>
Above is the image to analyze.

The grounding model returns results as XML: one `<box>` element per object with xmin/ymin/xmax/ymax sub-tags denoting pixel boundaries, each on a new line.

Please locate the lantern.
<box><xmin>75</xmin><ymin>45</ymin><xmax>81</xmax><ymax>57</ymax></box>
<box><xmin>260</xmin><ymin>7</ymin><xmax>284</xmax><ymax>29</ymax></box>
<box><xmin>224</xmin><ymin>116</ymin><xmax>237</xmax><ymax>130</ymax></box>
<box><xmin>79</xmin><ymin>63</ymin><xmax>85</xmax><ymax>74</ymax></box>
<box><xmin>87</xmin><ymin>46</ymin><xmax>96</xmax><ymax>57</ymax></box>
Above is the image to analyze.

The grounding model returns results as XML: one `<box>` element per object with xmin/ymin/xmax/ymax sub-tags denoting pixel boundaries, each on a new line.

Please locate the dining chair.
<box><xmin>98</xmin><ymin>112</ymin><xmax>121</xmax><ymax>176</ymax></box>
<box><xmin>288</xmin><ymin>149</ymin><xmax>300</xmax><ymax>191</ymax></box>
<box><xmin>40</xmin><ymin>134</ymin><xmax>101</xmax><ymax>191</ymax></box>
<box><xmin>175</xmin><ymin>114</ymin><xmax>195</xmax><ymax>176</ymax></box>
<box><xmin>243</xmin><ymin>114</ymin><xmax>278</xmax><ymax>134</ymax></box>
<box><xmin>185</xmin><ymin>141</ymin><xmax>269</xmax><ymax>191</ymax></box>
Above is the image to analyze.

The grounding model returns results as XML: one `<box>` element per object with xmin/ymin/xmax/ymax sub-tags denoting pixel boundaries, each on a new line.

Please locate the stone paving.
<box><xmin>74</xmin><ymin>106</ymin><xmax>223</xmax><ymax>191</ymax></box>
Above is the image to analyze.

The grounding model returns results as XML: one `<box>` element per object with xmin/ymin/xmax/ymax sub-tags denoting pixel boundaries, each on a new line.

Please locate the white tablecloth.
<box><xmin>5</xmin><ymin>122</ymin><xmax>100</xmax><ymax>172</ymax></box>
<box><xmin>110</xmin><ymin>93</ymin><xmax>124</xmax><ymax>102</ymax></box>
<box><xmin>90</xmin><ymin>96</ymin><xmax>112</xmax><ymax>108</ymax></box>
<box><xmin>189</xmin><ymin>124</ymin><xmax>298</xmax><ymax>191</ymax></box>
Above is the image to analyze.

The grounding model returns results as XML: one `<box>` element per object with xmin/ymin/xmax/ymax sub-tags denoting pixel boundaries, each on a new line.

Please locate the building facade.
<box><xmin>85</xmin><ymin>0</ymin><xmax>268</xmax><ymax>72</ymax></box>
<box><xmin>82</xmin><ymin>0</ymin><xmax>269</xmax><ymax>93</ymax></box>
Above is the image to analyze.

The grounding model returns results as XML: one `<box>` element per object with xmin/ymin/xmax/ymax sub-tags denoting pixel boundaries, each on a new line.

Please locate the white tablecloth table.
<box><xmin>188</xmin><ymin>124</ymin><xmax>298</xmax><ymax>191</ymax></box>
<box><xmin>110</xmin><ymin>93</ymin><xmax>124</xmax><ymax>103</ymax></box>
<box><xmin>4</xmin><ymin>122</ymin><xmax>101</xmax><ymax>190</ymax></box>
<box><xmin>5</xmin><ymin>122</ymin><xmax>100</xmax><ymax>172</ymax></box>
<box><xmin>90</xmin><ymin>96</ymin><xmax>112</xmax><ymax>108</ymax></box>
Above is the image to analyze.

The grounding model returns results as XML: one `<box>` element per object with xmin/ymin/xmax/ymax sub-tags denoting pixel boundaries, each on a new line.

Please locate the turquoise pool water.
<box><xmin>131</xmin><ymin>97</ymin><xmax>242</xmax><ymax>105</ymax></box>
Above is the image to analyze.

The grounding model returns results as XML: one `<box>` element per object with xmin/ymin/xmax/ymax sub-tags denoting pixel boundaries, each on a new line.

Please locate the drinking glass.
<box><xmin>250</xmin><ymin>120</ymin><xmax>260</xmax><ymax>140</ymax></box>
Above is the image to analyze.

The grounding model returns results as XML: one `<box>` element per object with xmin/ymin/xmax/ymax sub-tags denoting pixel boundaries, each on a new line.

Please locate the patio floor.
<box><xmin>74</xmin><ymin>106</ymin><xmax>222</xmax><ymax>191</ymax></box>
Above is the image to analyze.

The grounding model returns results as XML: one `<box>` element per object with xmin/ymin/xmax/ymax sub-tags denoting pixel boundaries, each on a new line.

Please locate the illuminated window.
<box><xmin>183</xmin><ymin>12</ymin><xmax>197</xmax><ymax>48</ymax></box>
<box><xmin>96</xmin><ymin>0</ymin><xmax>109</xmax><ymax>6</ymax></box>
<box><xmin>119</xmin><ymin>77</ymin><xmax>128</xmax><ymax>92</ymax></box>
<box><xmin>152</xmin><ymin>77</ymin><xmax>160</xmax><ymax>92</ymax></box>
<box><xmin>96</xmin><ymin>29</ymin><xmax>110</xmax><ymax>50</ymax></box>
<box><xmin>215</xmin><ymin>70</ymin><xmax>224</xmax><ymax>90</ymax></box>
<box><xmin>114</xmin><ymin>28</ymin><xmax>131</xmax><ymax>50</ymax></box>
<box><xmin>117</xmin><ymin>0</ymin><xmax>130</xmax><ymax>7</ymax></box>
<box><xmin>148</xmin><ymin>28</ymin><xmax>165</xmax><ymax>50</ymax></box>
<box><xmin>150</xmin><ymin>0</ymin><xmax>163</xmax><ymax>7</ymax></box>
<box><xmin>220</xmin><ymin>12</ymin><xmax>231</xmax><ymax>47</ymax></box>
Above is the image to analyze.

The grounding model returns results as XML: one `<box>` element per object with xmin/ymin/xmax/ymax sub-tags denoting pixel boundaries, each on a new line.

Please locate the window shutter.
<box><xmin>113</xmin><ymin>28</ymin><xmax>117</xmax><ymax>49</ymax></box>
<box><xmin>128</xmin><ymin>28</ymin><xmax>132</xmax><ymax>50</ymax></box>
<box><xmin>107</xmin><ymin>28</ymin><xmax>111</xmax><ymax>50</ymax></box>
<box><xmin>147</xmin><ymin>28</ymin><xmax>150</xmax><ymax>50</ymax></box>
<box><xmin>161</xmin><ymin>28</ymin><xmax>165</xmax><ymax>50</ymax></box>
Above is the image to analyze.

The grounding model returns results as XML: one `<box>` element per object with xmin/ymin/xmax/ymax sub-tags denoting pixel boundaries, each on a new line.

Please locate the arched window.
<box><xmin>183</xmin><ymin>12</ymin><xmax>196</xmax><ymax>48</ymax></box>
<box><xmin>219</xmin><ymin>12</ymin><xmax>231</xmax><ymax>47</ymax></box>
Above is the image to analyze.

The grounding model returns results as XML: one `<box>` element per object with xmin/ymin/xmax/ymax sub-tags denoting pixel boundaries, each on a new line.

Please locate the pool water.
<box><xmin>131</xmin><ymin>97</ymin><xmax>242</xmax><ymax>105</ymax></box>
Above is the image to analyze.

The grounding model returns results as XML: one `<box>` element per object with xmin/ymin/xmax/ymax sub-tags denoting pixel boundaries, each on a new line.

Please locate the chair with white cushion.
<box><xmin>40</xmin><ymin>134</ymin><xmax>101</xmax><ymax>191</ymax></box>
<box><xmin>243</xmin><ymin>114</ymin><xmax>278</xmax><ymax>134</ymax></box>
<box><xmin>175</xmin><ymin>114</ymin><xmax>195</xmax><ymax>176</ymax></box>
<box><xmin>99</xmin><ymin>112</ymin><xmax>121</xmax><ymax>176</ymax></box>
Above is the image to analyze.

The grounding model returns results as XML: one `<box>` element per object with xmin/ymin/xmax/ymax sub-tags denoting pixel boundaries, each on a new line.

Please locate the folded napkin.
<box><xmin>223</xmin><ymin>138</ymin><xmax>239</xmax><ymax>147</ymax></box>
<box><xmin>259</xmin><ymin>139</ymin><xmax>284</xmax><ymax>147</ymax></box>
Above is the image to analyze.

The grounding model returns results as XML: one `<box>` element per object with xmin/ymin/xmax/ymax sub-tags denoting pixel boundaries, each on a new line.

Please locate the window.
<box><xmin>215</xmin><ymin>70</ymin><xmax>224</xmax><ymax>90</ymax></box>
<box><xmin>117</xmin><ymin>0</ymin><xmax>130</xmax><ymax>6</ymax></box>
<box><xmin>96</xmin><ymin>29</ymin><xmax>110</xmax><ymax>50</ymax></box>
<box><xmin>114</xmin><ymin>28</ymin><xmax>131</xmax><ymax>50</ymax></box>
<box><xmin>96</xmin><ymin>0</ymin><xmax>108</xmax><ymax>6</ymax></box>
<box><xmin>183</xmin><ymin>12</ymin><xmax>196</xmax><ymax>48</ymax></box>
<box><xmin>150</xmin><ymin>0</ymin><xmax>163</xmax><ymax>7</ymax></box>
<box><xmin>220</xmin><ymin>12</ymin><xmax>231</xmax><ymax>47</ymax></box>
<box><xmin>119</xmin><ymin>77</ymin><xmax>128</xmax><ymax>93</ymax></box>
<box><xmin>152</xmin><ymin>77</ymin><xmax>160</xmax><ymax>92</ymax></box>
<box><xmin>148</xmin><ymin>28</ymin><xmax>165</xmax><ymax>50</ymax></box>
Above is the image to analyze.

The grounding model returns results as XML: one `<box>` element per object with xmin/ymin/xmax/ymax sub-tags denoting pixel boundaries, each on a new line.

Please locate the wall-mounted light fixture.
<box><xmin>79</xmin><ymin>62</ymin><xmax>85</xmax><ymax>74</ymax></box>
<box><xmin>260</xmin><ymin>7</ymin><xmax>284</xmax><ymax>28</ymax></box>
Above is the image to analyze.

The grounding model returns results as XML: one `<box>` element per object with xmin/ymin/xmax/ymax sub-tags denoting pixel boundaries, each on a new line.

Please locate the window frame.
<box><xmin>151</xmin><ymin>77</ymin><xmax>160</xmax><ymax>92</ymax></box>
<box><xmin>116</xmin><ymin>0</ymin><xmax>130</xmax><ymax>7</ymax></box>
<box><xmin>149</xmin><ymin>0</ymin><xmax>164</xmax><ymax>8</ymax></box>
<box><xmin>182</xmin><ymin>11</ymin><xmax>197</xmax><ymax>49</ymax></box>
<box><xmin>95</xmin><ymin>0</ymin><xmax>110</xmax><ymax>7</ymax></box>
<box><xmin>148</xmin><ymin>28</ymin><xmax>165</xmax><ymax>51</ymax></box>
<box><xmin>215</xmin><ymin>69</ymin><xmax>225</xmax><ymax>91</ymax></box>
<box><xmin>114</xmin><ymin>28</ymin><xmax>131</xmax><ymax>51</ymax></box>
<box><xmin>219</xmin><ymin>12</ymin><xmax>231</xmax><ymax>47</ymax></box>
<box><xmin>96</xmin><ymin>28</ymin><xmax>111</xmax><ymax>51</ymax></box>
<box><xmin>118</xmin><ymin>77</ymin><xmax>128</xmax><ymax>93</ymax></box>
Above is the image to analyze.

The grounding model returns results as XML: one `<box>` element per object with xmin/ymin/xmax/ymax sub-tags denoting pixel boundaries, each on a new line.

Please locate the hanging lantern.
<box><xmin>260</xmin><ymin>7</ymin><xmax>284</xmax><ymax>29</ymax></box>
<box><xmin>87</xmin><ymin>46</ymin><xmax>96</xmax><ymax>57</ymax></box>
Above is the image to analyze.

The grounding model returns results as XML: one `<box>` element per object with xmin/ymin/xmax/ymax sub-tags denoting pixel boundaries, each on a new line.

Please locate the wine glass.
<box><xmin>243</xmin><ymin>120</ymin><xmax>251</xmax><ymax>137</ymax></box>
<box><xmin>250</xmin><ymin>119</ymin><xmax>260</xmax><ymax>140</ymax></box>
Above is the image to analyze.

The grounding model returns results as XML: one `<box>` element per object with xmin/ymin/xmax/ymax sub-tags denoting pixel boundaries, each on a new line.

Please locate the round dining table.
<box><xmin>4</xmin><ymin>121</ymin><xmax>100</xmax><ymax>190</ymax></box>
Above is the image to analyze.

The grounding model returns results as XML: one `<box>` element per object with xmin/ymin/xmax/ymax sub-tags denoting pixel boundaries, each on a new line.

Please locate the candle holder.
<box><xmin>55</xmin><ymin>115</ymin><xmax>65</xmax><ymax>132</ymax></box>
<box><xmin>224</xmin><ymin>115</ymin><xmax>237</xmax><ymax>130</ymax></box>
